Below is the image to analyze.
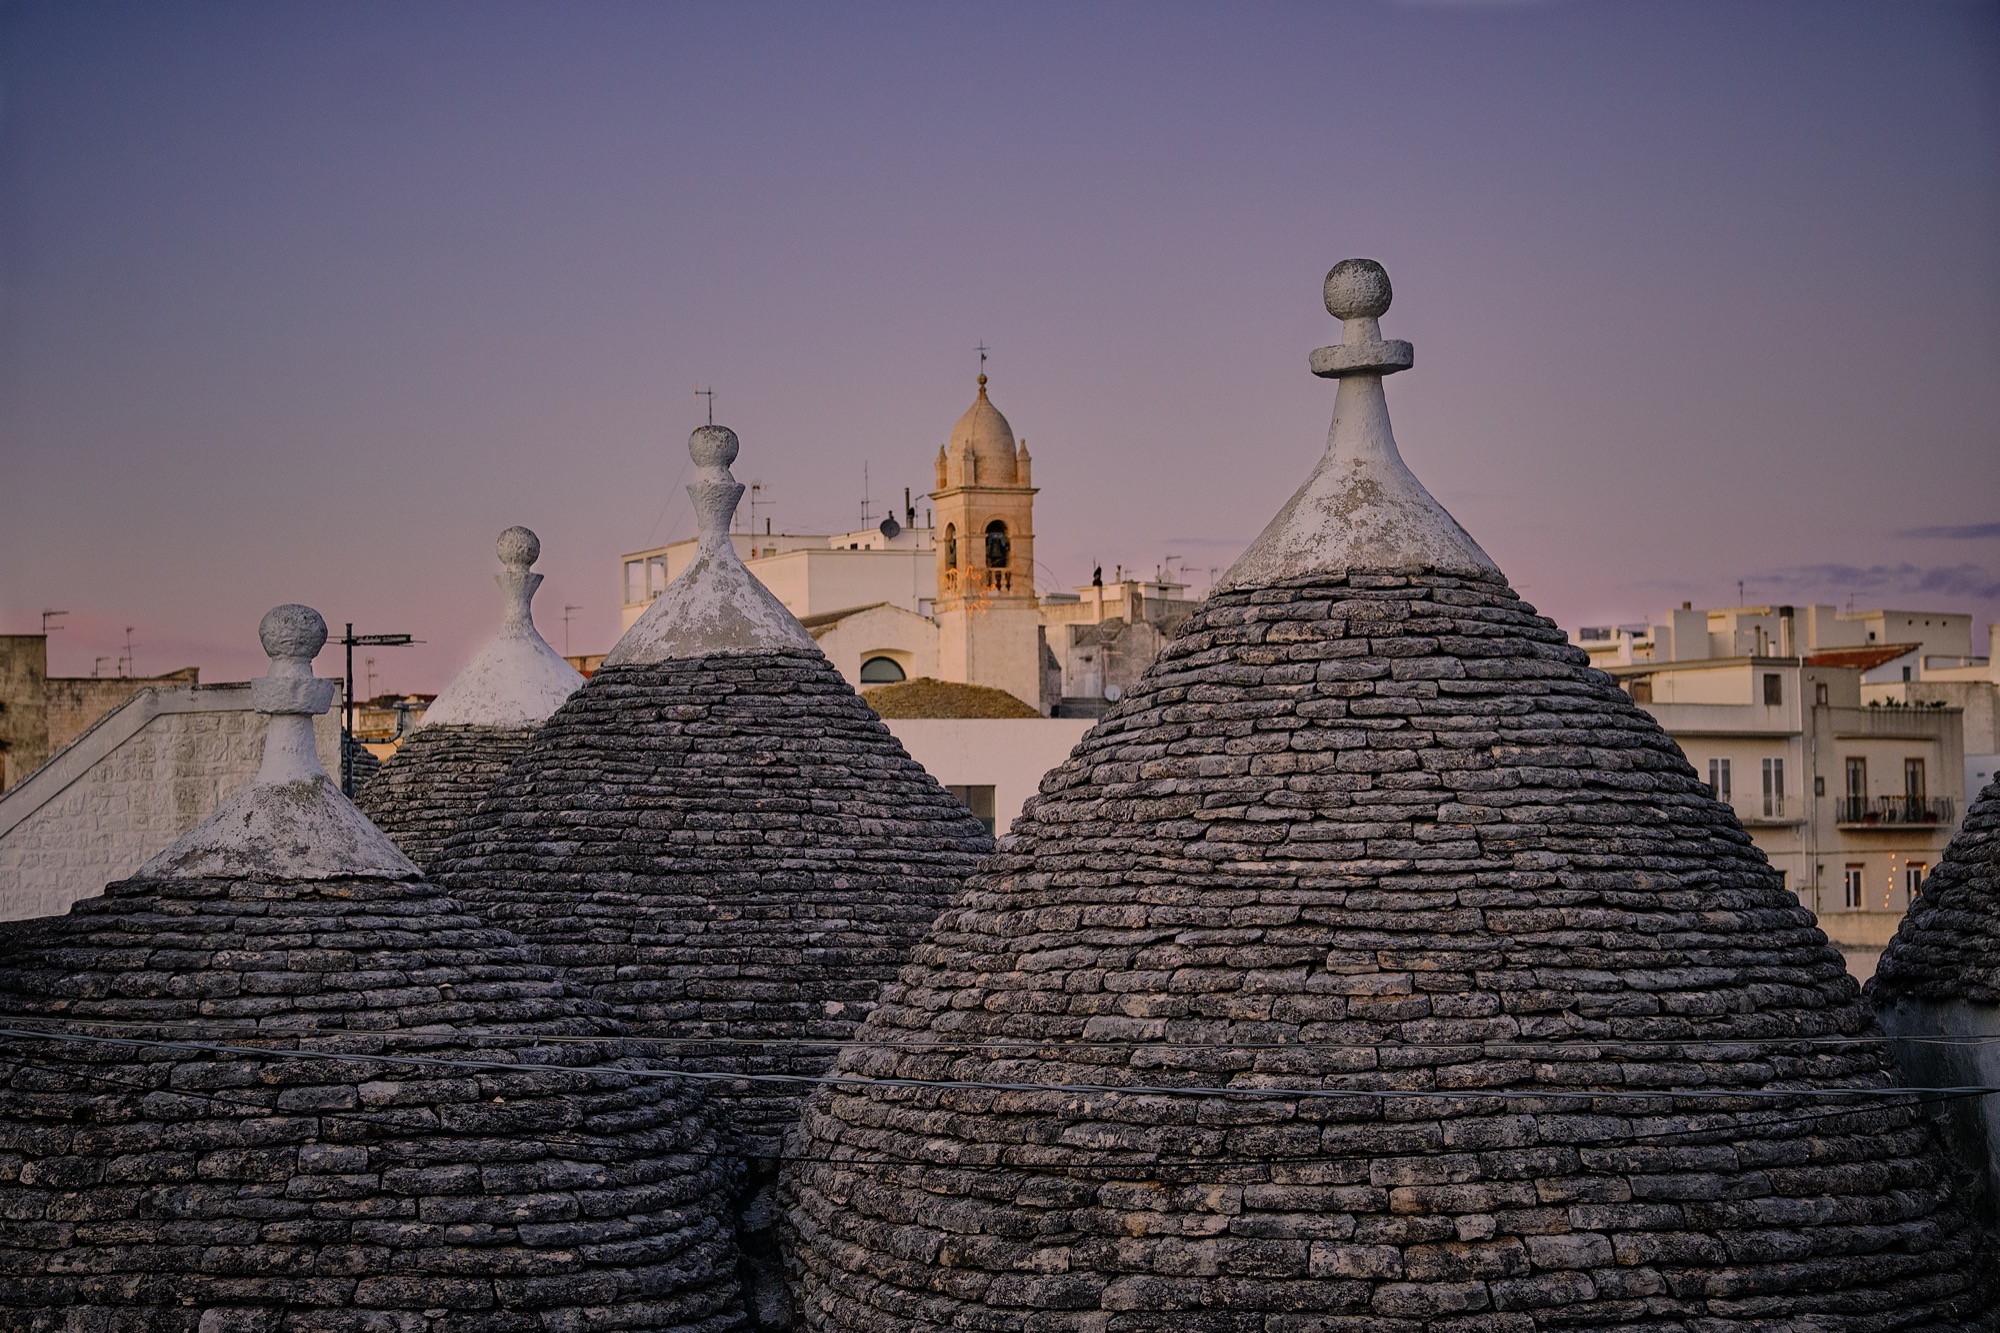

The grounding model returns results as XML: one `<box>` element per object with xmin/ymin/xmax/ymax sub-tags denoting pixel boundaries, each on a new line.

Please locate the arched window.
<box><xmin>944</xmin><ymin>524</ymin><xmax>957</xmax><ymax>569</ymax></box>
<box><xmin>985</xmin><ymin>520</ymin><xmax>1010</xmax><ymax>569</ymax></box>
<box><xmin>860</xmin><ymin>656</ymin><xmax>906</xmax><ymax>685</ymax></box>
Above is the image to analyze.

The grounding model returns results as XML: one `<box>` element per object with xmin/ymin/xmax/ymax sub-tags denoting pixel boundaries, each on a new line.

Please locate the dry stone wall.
<box><xmin>355</xmin><ymin>723</ymin><xmax>535</xmax><ymax>871</ymax></box>
<box><xmin>432</xmin><ymin>649</ymin><xmax>995</xmax><ymax>1157</ymax></box>
<box><xmin>781</xmin><ymin>572</ymin><xmax>1995</xmax><ymax>1331</ymax></box>
<box><xmin>0</xmin><ymin>869</ymin><xmax>748</xmax><ymax>1332</ymax></box>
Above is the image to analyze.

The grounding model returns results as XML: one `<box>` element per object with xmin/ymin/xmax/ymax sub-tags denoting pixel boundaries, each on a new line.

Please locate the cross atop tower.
<box><xmin>975</xmin><ymin>342</ymin><xmax>989</xmax><ymax>378</ymax></box>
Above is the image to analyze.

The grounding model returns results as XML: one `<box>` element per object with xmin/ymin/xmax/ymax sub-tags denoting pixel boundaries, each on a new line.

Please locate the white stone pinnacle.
<box><xmin>1218</xmin><ymin>260</ymin><xmax>1499</xmax><ymax>592</ymax></box>
<box><xmin>420</xmin><ymin>526</ymin><xmax>584</xmax><ymax>728</ymax></box>
<box><xmin>137</xmin><ymin>605</ymin><xmax>419</xmax><ymax>882</ymax></box>
<box><xmin>605</xmin><ymin>425</ymin><xmax>820</xmax><ymax>665</ymax></box>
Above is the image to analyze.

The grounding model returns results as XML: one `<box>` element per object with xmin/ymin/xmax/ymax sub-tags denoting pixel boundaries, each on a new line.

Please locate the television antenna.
<box><xmin>695</xmin><ymin>385</ymin><xmax>716</xmax><ymax>426</ymax></box>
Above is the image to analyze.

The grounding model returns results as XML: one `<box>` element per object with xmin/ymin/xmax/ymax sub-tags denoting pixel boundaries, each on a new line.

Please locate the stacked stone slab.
<box><xmin>1871</xmin><ymin>773</ymin><xmax>2000</xmax><ymax>1226</ymax></box>
<box><xmin>431</xmin><ymin>427</ymin><xmax>993</xmax><ymax>1325</ymax></box>
<box><xmin>780</xmin><ymin>262</ymin><xmax>1996</xmax><ymax>1330</ymax></box>
<box><xmin>0</xmin><ymin>605</ymin><xmax>746</xmax><ymax>1333</ymax></box>
<box><xmin>433</xmin><ymin>430</ymin><xmax>992</xmax><ymax>1154</ymax></box>
<box><xmin>357</xmin><ymin>525</ymin><xmax>583</xmax><ymax>869</ymax></box>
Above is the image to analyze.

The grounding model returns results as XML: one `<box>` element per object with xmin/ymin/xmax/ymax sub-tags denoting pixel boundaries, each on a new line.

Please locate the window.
<box><xmin>624</xmin><ymin>560</ymin><xmax>644</xmax><ymax>604</ymax></box>
<box><xmin>859</xmin><ymin>656</ymin><xmax>906</xmax><ymax>685</ymax></box>
<box><xmin>1814</xmin><ymin>776</ymin><xmax>1825</xmax><ymax>797</ymax></box>
<box><xmin>1844</xmin><ymin>865</ymin><xmax>1864</xmax><ymax>910</ymax></box>
<box><xmin>1901</xmin><ymin>666</ymin><xmax>1912</xmax><ymax>682</ymax></box>
<box><xmin>1904</xmin><ymin>758</ymin><xmax>1926</xmax><ymax>804</ymax></box>
<box><xmin>1707</xmin><ymin>758</ymin><xmax>1732</xmax><ymax>803</ymax></box>
<box><xmin>646</xmin><ymin>556</ymin><xmax>669</xmax><ymax>598</ymax></box>
<box><xmin>945</xmin><ymin>524</ymin><xmax>957</xmax><ymax>569</ymax></box>
<box><xmin>1628</xmin><ymin>678</ymin><xmax>1653</xmax><ymax>703</ymax></box>
<box><xmin>1763</xmin><ymin>673</ymin><xmax>1782</xmax><ymax>706</ymax></box>
<box><xmin>1814</xmin><ymin>682</ymin><xmax>1828</xmax><ymax>706</ymax></box>
<box><xmin>1845</xmin><ymin>756</ymin><xmax>1866</xmax><ymax>798</ymax></box>
<box><xmin>984</xmin><ymin>520</ymin><xmax>1011</xmax><ymax>569</ymax></box>
<box><xmin>1761</xmin><ymin>757</ymin><xmax>1784</xmax><ymax>818</ymax></box>
<box><xmin>946</xmin><ymin>784</ymin><xmax>998</xmax><ymax>838</ymax></box>
<box><xmin>1905</xmin><ymin>862</ymin><xmax>1928</xmax><ymax>901</ymax></box>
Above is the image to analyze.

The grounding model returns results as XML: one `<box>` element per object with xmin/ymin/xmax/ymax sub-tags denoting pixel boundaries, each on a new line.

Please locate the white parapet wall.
<box><xmin>0</xmin><ymin>684</ymin><xmax>341</xmax><ymax>922</ymax></box>
<box><xmin>881</xmin><ymin>716</ymin><xmax>1094</xmax><ymax>838</ymax></box>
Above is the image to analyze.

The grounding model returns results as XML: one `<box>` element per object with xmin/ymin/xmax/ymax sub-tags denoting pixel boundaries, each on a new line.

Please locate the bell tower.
<box><xmin>931</xmin><ymin>373</ymin><xmax>1042</xmax><ymax>711</ymax></box>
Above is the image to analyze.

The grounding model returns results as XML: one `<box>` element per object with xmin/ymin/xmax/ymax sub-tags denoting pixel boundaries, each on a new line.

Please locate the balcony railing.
<box><xmin>1836</xmin><ymin>795</ymin><xmax>1954</xmax><ymax>827</ymax></box>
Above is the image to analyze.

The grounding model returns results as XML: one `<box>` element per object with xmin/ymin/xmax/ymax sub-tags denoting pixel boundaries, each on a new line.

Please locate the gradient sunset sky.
<box><xmin>3</xmin><ymin>1</ymin><xmax>1996</xmax><ymax>688</ymax></box>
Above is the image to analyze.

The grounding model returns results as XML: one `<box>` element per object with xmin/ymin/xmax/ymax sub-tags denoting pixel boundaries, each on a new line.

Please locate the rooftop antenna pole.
<box><xmin>338</xmin><ymin>623</ymin><xmax>419</xmax><ymax>796</ymax></box>
<box><xmin>562</xmin><ymin>605</ymin><xmax>582</xmax><ymax>655</ymax></box>
<box><xmin>41</xmin><ymin>610</ymin><xmax>67</xmax><ymax>634</ymax></box>
<box><xmin>121</xmin><ymin>627</ymin><xmax>136</xmax><ymax>677</ymax></box>
<box><xmin>695</xmin><ymin>385</ymin><xmax>716</xmax><ymax>427</ymax></box>
<box><xmin>861</xmin><ymin>462</ymin><xmax>871</xmax><ymax>526</ymax></box>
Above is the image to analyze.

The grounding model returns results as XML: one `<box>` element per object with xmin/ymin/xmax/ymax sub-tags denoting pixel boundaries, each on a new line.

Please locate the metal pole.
<box><xmin>343</xmin><ymin>623</ymin><xmax>355</xmax><ymax>797</ymax></box>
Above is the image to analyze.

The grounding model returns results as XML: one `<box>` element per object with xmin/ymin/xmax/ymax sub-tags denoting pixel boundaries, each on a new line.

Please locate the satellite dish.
<box><xmin>879</xmin><ymin>516</ymin><xmax>902</xmax><ymax>540</ymax></box>
<box><xmin>1104</xmin><ymin>684</ymin><xmax>1124</xmax><ymax>703</ymax></box>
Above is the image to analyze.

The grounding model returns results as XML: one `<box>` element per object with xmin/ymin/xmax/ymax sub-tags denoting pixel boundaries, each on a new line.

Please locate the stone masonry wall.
<box><xmin>0</xmin><ymin>704</ymin><xmax>339</xmax><ymax>921</ymax></box>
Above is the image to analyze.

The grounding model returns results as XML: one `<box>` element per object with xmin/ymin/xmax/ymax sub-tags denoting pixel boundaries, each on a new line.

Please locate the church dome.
<box><xmin>779</xmin><ymin>264</ymin><xmax>1996</xmax><ymax>1329</ymax></box>
<box><xmin>0</xmin><ymin>605</ymin><xmax>746</xmax><ymax>1331</ymax></box>
<box><xmin>943</xmin><ymin>374</ymin><xmax>1019</xmax><ymax>488</ymax></box>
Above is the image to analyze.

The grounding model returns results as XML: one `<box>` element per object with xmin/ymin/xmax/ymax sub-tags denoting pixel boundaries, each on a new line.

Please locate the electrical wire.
<box><xmin>1</xmin><ymin>1024</ymin><xmax>1993</xmax><ymax>1105</ymax></box>
<box><xmin>0</xmin><ymin>1044</ymin><xmax>1981</xmax><ymax>1176</ymax></box>
<box><xmin>3</xmin><ymin>1012</ymin><xmax>1993</xmax><ymax>1051</ymax></box>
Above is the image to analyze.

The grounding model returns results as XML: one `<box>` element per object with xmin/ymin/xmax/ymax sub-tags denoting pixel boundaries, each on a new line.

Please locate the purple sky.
<box><xmin>3</xmin><ymin>1</ymin><xmax>1996</xmax><ymax>690</ymax></box>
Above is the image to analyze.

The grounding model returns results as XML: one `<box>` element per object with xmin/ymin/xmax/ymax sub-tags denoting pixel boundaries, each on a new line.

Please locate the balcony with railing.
<box><xmin>1835</xmin><ymin>795</ymin><xmax>1954</xmax><ymax>828</ymax></box>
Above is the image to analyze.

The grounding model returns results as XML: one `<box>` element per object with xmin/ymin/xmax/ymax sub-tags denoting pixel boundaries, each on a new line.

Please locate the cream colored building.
<box><xmin>613</xmin><ymin>374</ymin><xmax>1211</xmax><ymax>832</ymax></box>
<box><xmin>618</xmin><ymin>374</ymin><xmax>1203</xmax><ymax>714</ymax></box>
<box><xmin>1575</xmin><ymin>603</ymin><xmax>1997</xmax><ymax>979</ymax></box>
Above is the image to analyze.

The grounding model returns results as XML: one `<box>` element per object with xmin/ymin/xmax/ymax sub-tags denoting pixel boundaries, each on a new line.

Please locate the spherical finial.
<box><xmin>496</xmin><ymin>525</ymin><xmax>540</xmax><ymax>571</ymax></box>
<box><xmin>689</xmin><ymin>424</ymin><xmax>739</xmax><ymax>470</ymax></box>
<box><xmin>260</xmin><ymin>604</ymin><xmax>327</xmax><ymax>661</ymax></box>
<box><xmin>976</xmin><ymin>373</ymin><xmax>988</xmax><ymax>392</ymax></box>
<box><xmin>1324</xmin><ymin>259</ymin><xmax>1393</xmax><ymax>320</ymax></box>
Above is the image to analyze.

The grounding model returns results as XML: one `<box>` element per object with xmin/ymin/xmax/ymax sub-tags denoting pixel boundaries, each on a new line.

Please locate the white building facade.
<box><xmin>1576</xmin><ymin>603</ymin><xmax>1996</xmax><ymax>979</ymax></box>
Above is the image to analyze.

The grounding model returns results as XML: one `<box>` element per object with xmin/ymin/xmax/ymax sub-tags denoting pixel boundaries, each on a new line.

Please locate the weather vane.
<box><xmin>695</xmin><ymin>385</ymin><xmax>716</xmax><ymax>426</ymax></box>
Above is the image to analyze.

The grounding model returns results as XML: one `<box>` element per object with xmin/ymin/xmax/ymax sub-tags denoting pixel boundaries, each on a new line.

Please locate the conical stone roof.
<box><xmin>357</xmin><ymin>525</ymin><xmax>583</xmax><ymax>869</ymax></box>
<box><xmin>779</xmin><ymin>262</ymin><xmax>1995</xmax><ymax>1330</ymax></box>
<box><xmin>430</xmin><ymin>426</ymin><xmax>995</xmax><ymax>1158</ymax></box>
<box><xmin>1872</xmin><ymin>774</ymin><xmax>2000</xmax><ymax>1005</ymax></box>
<box><xmin>0</xmin><ymin>605</ymin><xmax>747</xmax><ymax>1332</ymax></box>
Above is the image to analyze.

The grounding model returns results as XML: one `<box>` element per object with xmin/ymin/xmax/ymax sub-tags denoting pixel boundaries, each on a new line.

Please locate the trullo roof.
<box><xmin>429</xmin><ymin>425</ymin><xmax>995</xmax><ymax>1157</ymax></box>
<box><xmin>778</xmin><ymin>261</ymin><xmax>1995</xmax><ymax>1331</ymax></box>
<box><xmin>0</xmin><ymin>605</ymin><xmax>747</xmax><ymax>1332</ymax></box>
<box><xmin>356</xmin><ymin>525</ymin><xmax>583</xmax><ymax>868</ymax></box>
<box><xmin>1872</xmin><ymin>773</ymin><xmax>2000</xmax><ymax>1004</ymax></box>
